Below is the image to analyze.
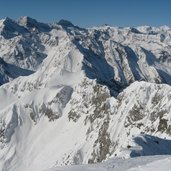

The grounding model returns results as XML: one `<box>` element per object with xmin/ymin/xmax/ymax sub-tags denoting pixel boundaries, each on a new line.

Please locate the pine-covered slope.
<box><xmin>0</xmin><ymin>17</ymin><xmax>171</xmax><ymax>171</ymax></box>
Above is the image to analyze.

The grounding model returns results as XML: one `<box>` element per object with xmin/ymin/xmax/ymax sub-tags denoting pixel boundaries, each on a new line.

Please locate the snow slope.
<box><xmin>0</xmin><ymin>17</ymin><xmax>171</xmax><ymax>171</ymax></box>
<box><xmin>46</xmin><ymin>155</ymin><xmax>171</xmax><ymax>171</ymax></box>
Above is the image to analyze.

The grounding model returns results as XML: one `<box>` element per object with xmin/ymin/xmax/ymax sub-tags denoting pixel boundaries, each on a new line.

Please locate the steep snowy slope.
<box><xmin>0</xmin><ymin>17</ymin><xmax>171</xmax><ymax>171</ymax></box>
<box><xmin>0</xmin><ymin>57</ymin><xmax>33</xmax><ymax>85</ymax></box>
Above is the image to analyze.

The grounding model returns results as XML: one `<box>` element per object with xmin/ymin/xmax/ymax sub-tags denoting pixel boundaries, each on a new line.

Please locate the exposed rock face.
<box><xmin>0</xmin><ymin>17</ymin><xmax>171</xmax><ymax>171</ymax></box>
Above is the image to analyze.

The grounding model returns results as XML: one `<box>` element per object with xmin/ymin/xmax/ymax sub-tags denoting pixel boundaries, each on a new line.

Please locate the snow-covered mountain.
<box><xmin>0</xmin><ymin>17</ymin><xmax>171</xmax><ymax>171</ymax></box>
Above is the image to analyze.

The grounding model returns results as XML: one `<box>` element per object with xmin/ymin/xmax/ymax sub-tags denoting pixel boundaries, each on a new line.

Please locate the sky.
<box><xmin>0</xmin><ymin>0</ymin><xmax>171</xmax><ymax>28</ymax></box>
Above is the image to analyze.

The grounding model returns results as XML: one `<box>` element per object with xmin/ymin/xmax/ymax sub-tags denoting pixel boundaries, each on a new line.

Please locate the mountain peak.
<box><xmin>0</xmin><ymin>17</ymin><xmax>29</xmax><ymax>38</ymax></box>
<box><xmin>1</xmin><ymin>17</ymin><xmax>18</xmax><ymax>26</ymax></box>
<box><xmin>3</xmin><ymin>17</ymin><xmax>14</xmax><ymax>22</ymax></box>
<box><xmin>18</xmin><ymin>16</ymin><xmax>38</xmax><ymax>27</ymax></box>
<box><xmin>18</xmin><ymin>16</ymin><xmax>51</xmax><ymax>32</ymax></box>
<box><xmin>58</xmin><ymin>19</ymin><xmax>74</xmax><ymax>27</ymax></box>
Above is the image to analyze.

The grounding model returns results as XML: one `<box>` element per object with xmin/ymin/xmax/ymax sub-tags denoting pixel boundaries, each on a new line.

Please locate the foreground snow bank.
<box><xmin>46</xmin><ymin>155</ymin><xmax>171</xmax><ymax>171</ymax></box>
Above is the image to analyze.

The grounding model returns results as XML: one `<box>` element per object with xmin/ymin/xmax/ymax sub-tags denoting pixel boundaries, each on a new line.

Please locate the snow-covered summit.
<box><xmin>18</xmin><ymin>16</ymin><xmax>52</xmax><ymax>32</ymax></box>
<box><xmin>58</xmin><ymin>19</ymin><xmax>74</xmax><ymax>27</ymax></box>
<box><xmin>0</xmin><ymin>17</ymin><xmax>29</xmax><ymax>38</ymax></box>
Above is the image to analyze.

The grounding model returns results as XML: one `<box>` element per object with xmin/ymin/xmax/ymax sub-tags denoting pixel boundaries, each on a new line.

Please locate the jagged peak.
<box><xmin>18</xmin><ymin>16</ymin><xmax>51</xmax><ymax>32</ymax></box>
<box><xmin>18</xmin><ymin>16</ymin><xmax>38</xmax><ymax>27</ymax></box>
<box><xmin>0</xmin><ymin>17</ymin><xmax>18</xmax><ymax>27</ymax></box>
<box><xmin>58</xmin><ymin>19</ymin><xmax>74</xmax><ymax>27</ymax></box>
<box><xmin>0</xmin><ymin>17</ymin><xmax>29</xmax><ymax>39</ymax></box>
<box><xmin>2</xmin><ymin>17</ymin><xmax>13</xmax><ymax>22</ymax></box>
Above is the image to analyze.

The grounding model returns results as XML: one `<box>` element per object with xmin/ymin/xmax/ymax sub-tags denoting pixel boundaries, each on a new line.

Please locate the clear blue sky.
<box><xmin>0</xmin><ymin>0</ymin><xmax>171</xmax><ymax>27</ymax></box>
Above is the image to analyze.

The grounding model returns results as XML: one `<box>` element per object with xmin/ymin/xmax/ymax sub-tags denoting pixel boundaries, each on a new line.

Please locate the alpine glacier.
<box><xmin>0</xmin><ymin>17</ymin><xmax>171</xmax><ymax>171</ymax></box>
